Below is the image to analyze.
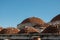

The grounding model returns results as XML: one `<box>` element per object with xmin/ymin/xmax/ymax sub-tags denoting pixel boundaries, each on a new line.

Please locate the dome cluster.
<box><xmin>0</xmin><ymin>14</ymin><xmax>60</xmax><ymax>34</ymax></box>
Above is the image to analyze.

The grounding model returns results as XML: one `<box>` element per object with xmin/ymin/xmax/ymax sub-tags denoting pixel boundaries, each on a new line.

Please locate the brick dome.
<box><xmin>19</xmin><ymin>26</ymin><xmax>40</xmax><ymax>34</ymax></box>
<box><xmin>21</xmin><ymin>17</ymin><xmax>45</xmax><ymax>25</ymax></box>
<box><xmin>2</xmin><ymin>27</ymin><xmax>20</xmax><ymax>34</ymax></box>
<box><xmin>42</xmin><ymin>25</ymin><xmax>59</xmax><ymax>33</ymax></box>
<box><xmin>51</xmin><ymin>14</ymin><xmax>60</xmax><ymax>22</ymax></box>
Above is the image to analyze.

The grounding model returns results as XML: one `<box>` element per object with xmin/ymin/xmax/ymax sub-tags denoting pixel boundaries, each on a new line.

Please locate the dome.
<box><xmin>19</xmin><ymin>26</ymin><xmax>40</xmax><ymax>34</ymax></box>
<box><xmin>21</xmin><ymin>17</ymin><xmax>45</xmax><ymax>25</ymax></box>
<box><xmin>2</xmin><ymin>28</ymin><xmax>20</xmax><ymax>34</ymax></box>
<box><xmin>51</xmin><ymin>14</ymin><xmax>60</xmax><ymax>22</ymax></box>
<box><xmin>42</xmin><ymin>25</ymin><xmax>59</xmax><ymax>33</ymax></box>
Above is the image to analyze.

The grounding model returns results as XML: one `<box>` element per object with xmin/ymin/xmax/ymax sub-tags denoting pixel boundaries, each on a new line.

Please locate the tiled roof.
<box><xmin>19</xmin><ymin>26</ymin><xmax>40</xmax><ymax>34</ymax></box>
<box><xmin>1</xmin><ymin>28</ymin><xmax>20</xmax><ymax>34</ymax></box>
<box><xmin>20</xmin><ymin>17</ymin><xmax>45</xmax><ymax>25</ymax></box>
<box><xmin>42</xmin><ymin>25</ymin><xmax>59</xmax><ymax>33</ymax></box>
<box><xmin>51</xmin><ymin>14</ymin><xmax>60</xmax><ymax>22</ymax></box>
<box><xmin>0</xmin><ymin>27</ymin><xmax>3</xmax><ymax>34</ymax></box>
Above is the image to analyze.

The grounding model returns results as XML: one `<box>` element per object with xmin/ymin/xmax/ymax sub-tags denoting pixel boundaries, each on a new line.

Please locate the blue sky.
<box><xmin>0</xmin><ymin>0</ymin><xmax>60</xmax><ymax>28</ymax></box>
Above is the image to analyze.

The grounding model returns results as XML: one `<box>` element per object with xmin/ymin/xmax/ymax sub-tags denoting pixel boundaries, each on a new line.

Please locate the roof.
<box><xmin>19</xmin><ymin>26</ymin><xmax>40</xmax><ymax>34</ymax></box>
<box><xmin>33</xmin><ymin>23</ymin><xmax>49</xmax><ymax>28</ymax></box>
<box><xmin>1</xmin><ymin>28</ymin><xmax>20</xmax><ymax>34</ymax></box>
<box><xmin>20</xmin><ymin>17</ymin><xmax>45</xmax><ymax>25</ymax></box>
<box><xmin>42</xmin><ymin>25</ymin><xmax>59</xmax><ymax>33</ymax></box>
<box><xmin>0</xmin><ymin>27</ymin><xmax>3</xmax><ymax>34</ymax></box>
<box><xmin>51</xmin><ymin>14</ymin><xmax>60</xmax><ymax>22</ymax></box>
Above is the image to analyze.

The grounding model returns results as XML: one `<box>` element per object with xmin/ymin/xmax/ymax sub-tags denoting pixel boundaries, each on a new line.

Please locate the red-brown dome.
<box><xmin>21</xmin><ymin>17</ymin><xmax>45</xmax><ymax>25</ymax></box>
<box><xmin>42</xmin><ymin>25</ymin><xmax>59</xmax><ymax>33</ymax></box>
<box><xmin>51</xmin><ymin>14</ymin><xmax>60</xmax><ymax>22</ymax></box>
<box><xmin>2</xmin><ymin>27</ymin><xmax>20</xmax><ymax>34</ymax></box>
<box><xmin>19</xmin><ymin>26</ymin><xmax>40</xmax><ymax>34</ymax></box>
